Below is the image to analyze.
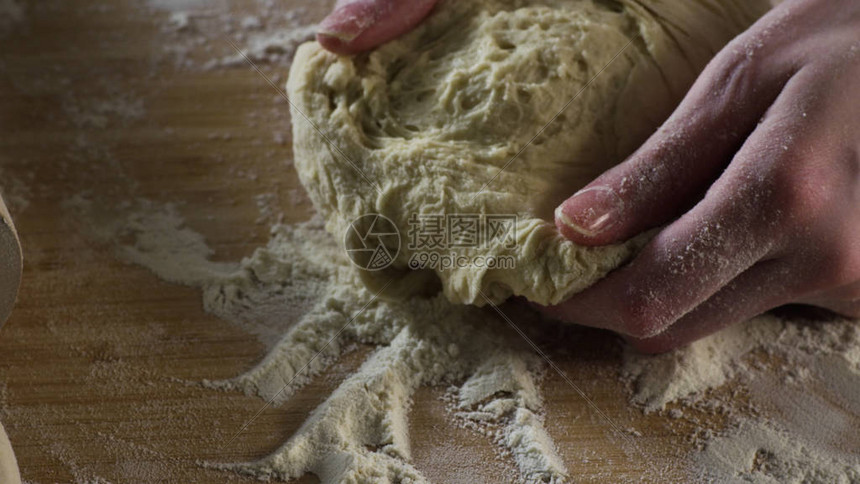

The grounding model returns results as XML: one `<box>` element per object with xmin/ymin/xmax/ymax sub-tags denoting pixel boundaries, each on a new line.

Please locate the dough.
<box><xmin>0</xmin><ymin>194</ymin><xmax>21</xmax><ymax>325</ymax></box>
<box><xmin>288</xmin><ymin>0</ymin><xmax>768</xmax><ymax>305</ymax></box>
<box><xmin>0</xmin><ymin>421</ymin><xmax>21</xmax><ymax>484</ymax></box>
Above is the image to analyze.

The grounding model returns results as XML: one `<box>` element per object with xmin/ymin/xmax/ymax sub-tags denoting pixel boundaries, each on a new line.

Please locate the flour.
<box><xmin>69</xmin><ymin>193</ymin><xmax>860</xmax><ymax>483</ymax></box>
<box><xmin>62</xmin><ymin>93</ymin><xmax>145</xmax><ymax>130</ymax></box>
<box><xmin>621</xmin><ymin>316</ymin><xmax>784</xmax><ymax>413</ymax></box>
<box><xmin>167</xmin><ymin>12</ymin><xmax>192</xmax><ymax>32</ymax></box>
<box><xmin>622</xmin><ymin>314</ymin><xmax>860</xmax><ymax>482</ymax></box>
<box><xmin>203</xmin><ymin>25</ymin><xmax>317</xmax><ymax>70</ymax></box>
<box><xmin>696</xmin><ymin>421</ymin><xmax>860</xmax><ymax>483</ymax></box>
<box><xmin>33</xmin><ymin>0</ymin><xmax>858</xmax><ymax>481</ymax></box>
<box><xmin>146</xmin><ymin>0</ymin><xmax>224</xmax><ymax>12</ymax></box>
<box><xmin>148</xmin><ymin>0</ymin><xmax>315</xmax><ymax>71</ymax></box>
<box><xmin>68</xmin><ymin>198</ymin><xmax>569</xmax><ymax>482</ymax></box>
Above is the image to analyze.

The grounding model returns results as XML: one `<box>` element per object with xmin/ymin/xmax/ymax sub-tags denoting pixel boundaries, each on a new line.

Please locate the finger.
<box><xmin>803</xmin><ymin>300</ymin><xmax>860</xmax><ymax>319</ymax></box>
<box><xmin>798</xmin><ymin>280</ymin><xmax>860</xmax><ymax>318</ymax></box>
<box><xmin>543</xmin><ymin>109</ymin><xmax>802</xmax><ymax>338</ymax></box>
<box><xmin>812</xmin><ymin>300</ymin><xmax>860</xmax><ymax>319</ymax></box>
<box><xmin>624</xmin><ymin>259</ymin><xmax>792</xmax><ymax>354</ymax></box>
<box><xmin>317</xmin><ymin>0</ymin><xmax>438</xmax><ymax>55</ymax></box>
<box><xmin>544</xmin><ymin>197</ymin><xmax>772</xmax><ymax>339</ymax></box>
<box><xmin>0</xmin><ymin>195</ymin><xmax>21</xmax><ymax>328</ymax></box>
<box><xmin>555</xmin><ymin>42</ymin><xmax>792</xmax><ymax>246</ymax></box>
<box><xmin>545</xmin><ymin>64</ymin><xmax>823</xmax><ymax>338</ymax></box>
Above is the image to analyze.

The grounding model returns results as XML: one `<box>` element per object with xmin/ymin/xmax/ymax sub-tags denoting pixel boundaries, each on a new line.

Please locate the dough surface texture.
<box><xmin>0</xmin><ymin>421</ymin><xmax>21</xmax><ymax>484</ymax></box>
<box><xmin>288</xmin><ymin>0</ymin><xmax>768</xmax><ymax>305</ymax></box>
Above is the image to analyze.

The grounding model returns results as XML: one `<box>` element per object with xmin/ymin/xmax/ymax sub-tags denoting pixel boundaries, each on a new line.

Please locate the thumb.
<box><xmin>555</xmin><ymin>49</ymin><xmax>789</xmax><ymax>246</ymax></box>
<box><xmin>317</xmin><ymin>0</ymin><xmax>438</xmax><ymax>55</ymax></box>
<box><xmin>553</xmin><ymin>129</ymin><xmax>709</xmax><ymax>247</ymax></box>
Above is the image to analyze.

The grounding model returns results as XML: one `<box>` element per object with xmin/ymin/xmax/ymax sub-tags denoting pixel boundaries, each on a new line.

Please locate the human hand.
<box><xmin>317</xmin><ymin>0</ymin><xmax>438</xmax><ymax>55</ymax></box>
<box><xmin>543</xmin><ymin>0</ymin><xmax>860</xmax><ymax>353</ymax></box>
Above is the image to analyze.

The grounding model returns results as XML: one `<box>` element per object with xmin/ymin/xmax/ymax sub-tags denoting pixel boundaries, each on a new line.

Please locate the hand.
<box><xmin>544</xmin><ymin>0</ymin><xmax>860</xmax><ymax>353</ymax></box>
<box><xmin>317</xmin><ymin>0</ymin><xmax>438</xmax><ymax>55</ymax></box>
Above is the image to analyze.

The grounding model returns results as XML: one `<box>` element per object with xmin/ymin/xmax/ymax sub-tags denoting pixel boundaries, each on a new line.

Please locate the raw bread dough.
<box><xmin>288</xmin><ymin>0</ymin><xmax>768</xmax><ymax>305</ymax></box>
<box><xmin>0</xmin><ymin>194</ymin><xmax>21</xmax><ymax>326</ymax></box>
<box><xmin>0</xmin><ymin>421</ymin><xmax>21</xmax><ymax>484</ymax></box>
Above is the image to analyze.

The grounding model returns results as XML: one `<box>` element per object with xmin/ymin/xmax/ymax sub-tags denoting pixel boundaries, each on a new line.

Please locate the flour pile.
<box><xmin>47</xmin><ymin>0</ymin><xmax>859</xmax><ymax>480</ymax></box>
<box><xmin>623</xmin><ymin>315</ymin><xmax>860</xmax><ymax>482</ymax></box>
<box><xmin>70</xmin><ymin>199</ymin><xmax>570</xmax><ymax>482</ymax></box>
<box><xmin>67</xmin><ymin>196</ymin><xmax>860</xmax><ymax>483</ymax></box>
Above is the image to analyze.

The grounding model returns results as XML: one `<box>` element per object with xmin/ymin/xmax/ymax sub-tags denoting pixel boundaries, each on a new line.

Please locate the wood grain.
<box><xmin>0</xmin><ymin>1</ymin><xmax>708</xmax><ymax>482</ymax></box>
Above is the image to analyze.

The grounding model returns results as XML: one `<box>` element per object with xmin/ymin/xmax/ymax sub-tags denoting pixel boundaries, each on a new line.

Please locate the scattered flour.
<box><xmin>68</xmin><ymin>194</ymin><xmax>860</xmax><ymax>483</ymax></box>
<box><xmin>203</xmin><ymin>25</ymin><xmax>317</xmax><ymax>69</ymax></box>
<box><xmin>623</xmin><ymin>315</ymin><xmax>860</xmax><ymax>482</ymax></box>
<box><xmin>62</xmin><ymin>93</ymin><xmax>145</xmax><ymax>130</ymax></box>
<box><xmin>68</xmin><ymin>199</ymin><xmax>569</xmax><ymax>483</ymax></box>
<box><xmin>146</xmin><ymin>0</ymin><xmax>224</xmax><ymax>12</ymax></box>
<box><xmin>147</xmin><ymin>0</ymin><xmax>316</xmax><ymax>71</ymax></box>
<box><xmin>8</xmin><ymin>0</ymin><xmax>854</xmax><ymax>481</ymax></box>
<box><xmin>167</xmin><ymin>11</ymin><xmax>192</xmax><ymax>32</ymax></box>
<box><xmin>622</xmin><ymin>317</ymin><xmax>783</xmax><ymax>413</ymax></box>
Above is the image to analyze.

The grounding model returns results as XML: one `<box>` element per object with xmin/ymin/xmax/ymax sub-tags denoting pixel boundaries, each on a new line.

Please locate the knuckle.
<box><xmin>838</xmin><ymin>299</ymin><xmax>860</xmax><ymax>318</ymax></box>
<box><xmin>755</xmin><ymin>115</ymin><xmax>858</xmax><ymax>231</ymax></box>
<box><xmin>810</xmin><ymin>242</ymin><xmax>860</xmax><ymax>289</ymax></box>
<box><xmin>786</xmin><ymin>222</ymin><xmax>860</xmax><ymax>294</ymax></box>
<box><xmin>615</xmin><ymin>290</ymin><xmax>672</xmax><ymax>339</ymax></box>
<box><xmin>838</xmin><ymin>305</ymin><xmax>860</xmax><ymax>319</ymax></box>
<box><xmin>703</xmin><ymin>43</ymin><xmax>759</xmax><ymax>108</ymax></box>
<box><xmin>809</xmin><ymin>295</ymin><xmax>860</xmax><ymax>319</ymax></box>
<box><xmin>768</xmin><ymin>176</ymin><xmax>815</xmax><ymax>224</ymax></box>
<box><xmin>760</xmin><ymin>148</ymin><xmax>857</xmax><ymax>255</ymax></box>
<box><xmin>759</xmin><ymin>154</ymin><xmax>831</xmax><ymax>226</ymax></box>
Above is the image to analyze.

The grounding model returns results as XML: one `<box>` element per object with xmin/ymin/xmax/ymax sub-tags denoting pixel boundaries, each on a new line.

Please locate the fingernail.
<box><xmin>555</xmin><ymin>186</ymin><xmax>624</xmax><ymax>238</ymax></box>
<box><xmin>317</xmin><ymin>0</ymin><xmax>376</xmax><ymax>42</ymax></box>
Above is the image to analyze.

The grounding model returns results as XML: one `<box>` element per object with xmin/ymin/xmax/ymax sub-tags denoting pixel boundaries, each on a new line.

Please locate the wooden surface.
<box><xmin>0</xmin><ymin>1</ymin><xmax>714</xmax><ymax>482</ymax></box>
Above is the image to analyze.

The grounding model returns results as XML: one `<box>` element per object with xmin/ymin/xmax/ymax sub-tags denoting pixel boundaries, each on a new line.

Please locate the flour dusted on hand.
<box><xmin>288</xmin><ymin>0</ymin><xmax>769</xmax><ymax>305</ymax></box>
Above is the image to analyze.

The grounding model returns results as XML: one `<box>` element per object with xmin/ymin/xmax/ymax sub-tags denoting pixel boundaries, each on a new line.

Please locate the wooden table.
<box><xmin>0</xmin><ymin>1</ymin><xmax>710</xmax><ymax>482</ymax></box>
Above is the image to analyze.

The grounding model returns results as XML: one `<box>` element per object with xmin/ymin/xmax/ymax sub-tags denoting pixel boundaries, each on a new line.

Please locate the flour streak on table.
<box><xmin>0</xmin><ymin>1</ymin><xmax>703</xmax><ymax>482</ymax></box>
